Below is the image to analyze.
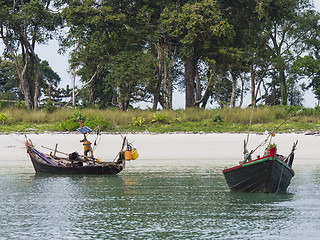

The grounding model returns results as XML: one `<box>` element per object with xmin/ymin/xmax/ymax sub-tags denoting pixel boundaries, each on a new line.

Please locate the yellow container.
<box><xmin>125</xmin><ymin>150</ymin><xmax>132</xmax><ymax>160</ymax></box>
<box><xmin>131</xmin><ymin>148</ymin><xmax>139</xmax><ymax>160</ymax></box>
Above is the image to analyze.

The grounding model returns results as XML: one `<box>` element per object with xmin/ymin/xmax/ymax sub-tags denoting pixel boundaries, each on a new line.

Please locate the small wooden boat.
<box><xmin>25</xmin><ymin>125</ymin><xmax>138</xmax><ymax>175</ymax></box>
<box><xmin>222</xmin><ymin>145</ymin><xmax>296</xmax><ymax>193</ymax></box>
<box><xmin>26</xmin><ymin>143</ymin><xmax>125</xmax><ymax>175</ymax></box>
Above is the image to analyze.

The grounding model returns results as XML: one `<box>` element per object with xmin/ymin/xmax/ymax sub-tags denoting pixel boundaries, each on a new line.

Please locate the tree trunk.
<box><xmin>199</xmin><ymin>81</ymin><xmax>213</xmax><ymax>109</ymax></box>
<box><xmin>21</xmin><ymin>47</ymin><xmax>32</xmax><ymax>108</ymax></box>
<box><xmin>214</xmin><ymin>74</ymin><xmax>224</xmax><ymax>108</ymax></box>
<box><xmin>230</xmin><ymin>70</ymin><xmax>237</xmax><ymax>108</ymax></box>
<box><xmin>280</xmin><ymin>69</ymin><xmax>287</xmax><ymax>105</ymax></box>
<box><xmin>89</xmin><ymin>78</ymin><xmax>96</xmax><ymax>105</ymax></box>
<box><xmin>117</xmin><ymin>85</ymin><xmax>124</xmax><ymax>111</ymax></box>
<box><xmin>27</xmin><ymin>53</ymin><xmax>35</xmax><ymax>108</ymax></box>
<box><xmin>21</xmin><ymin>32</ymin><xmax>42</xmax><ymax>110</ymax></box>
<box><xmin>250</xmin><ymin>64</ymin><xmax>256</xmax><ymax>107</ymax></box>
<box><xmin>153</xmin><ymin>42</ymin><xmax>164</xmax><ymax>110</ymax></box>
<box><xmin>73</xmin><ymin>37</ymin><xmax>81</xmax><ymax>107</ymax></box>
<box><xmin>163</xmin><ymin>44</ymin><xmax>168</xmax><ymax>109</ymax></box>
<box><xmin>1</xmin><ymin>28</ymin><xmax>31</xmax><ymax>107</ymax></box>
<box><xmin>23</xmin><ymin>53</ymin><xmax>41</xmax><ymax>111</ymax></box>
<box><xmin>168</xmin><ymin>76</ymin><xmax>173</xmax><ymax>109</ymax></box>
<box><xmin>195</xmin><ymin>65</ymin><xmax>201</xmax><ymax>107</ymax></box>
<box><xmin>185</xmin><ymin>57</ymin><xmax>195</xmax><ymax>108</ymax></box>
<box><xmin>239</xmin><ymin>75</ymin><xmax>245</xmax><ymax>108</ymax></box>
<box><xmin>33</xmin><ymin>54</ymin><xmax>42</xmax><ymax>111</ymax></box>
<box><xmin>167</xmin><ymin>46</ymin><xmax>176</xmax><ymax>110</ymax></box>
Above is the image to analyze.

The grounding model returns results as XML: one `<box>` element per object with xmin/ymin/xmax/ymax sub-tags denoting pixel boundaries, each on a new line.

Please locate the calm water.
<box><xmin>1</xmin><ymin>160</ymin><xmax>320</xmax><ymax>240</ymax></box>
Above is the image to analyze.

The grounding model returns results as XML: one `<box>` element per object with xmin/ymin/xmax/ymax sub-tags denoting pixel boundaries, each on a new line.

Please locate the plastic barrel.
<box><xmin>125</xmin><ymin>150</ymin><xmax>132</xmax><ymax>160</ymax></box>
<box><xmin>131</xmin><ymin>148</ymin><xmax>139</xmax><ymax>160</ymax></box>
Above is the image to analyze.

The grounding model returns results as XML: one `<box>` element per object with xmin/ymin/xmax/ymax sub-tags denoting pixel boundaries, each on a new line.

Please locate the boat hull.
<box><xmin>222</xmin><ymin>149</ymin><xmax>294</xmax><ymax>193</ymax></box>
<box><xmin>27</xmin><ymin>146</ymin><xmax>124</xmax><ymax>175</ymax></box>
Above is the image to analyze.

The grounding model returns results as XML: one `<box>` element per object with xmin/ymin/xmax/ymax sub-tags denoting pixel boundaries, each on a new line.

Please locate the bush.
<box><xmin>58</xmin><ymin>119</ymin><xmax>80</xmax><ymax>131</ymax></box>
<box><xmin>44</xmin><ymin>100</ymin><xmax>57</xmax><ymax>113</ymax></box>
<box><xmin>0</xmin><ymin>113</ymin><xmax>9</xmax><ymax>124</ymax></box>
<box><xmin>84</xmin><ymin>116</ymin><xmax>111</xmax><ymax>131</ymax></box>
<box><xmin>211</xmin><ymin>113</ymin><xmax>223</xmax><ymax>124</ymax></box>
<box><xmin>151</xmin><ymin>112</ymin><xmax>168</xmax><ymax>123</ymax></box>
<box><xmin>130</xmin><ymin>117</ymin><xmax>146</xmax><ymax>127</ymax></box>
<box><xmin>57</xmin><ymin>111</ymin><xmax>112</xmax><ymax>132</ymax></box>
<box><xmin>15</xmin><ymin>101</ymin><xmax>28</xmax><ymax>109</ymax></box>
<box><xmin>57</xmin><ymin>111</ymin><xmax>85</xmax><ymax>131</ymax></box>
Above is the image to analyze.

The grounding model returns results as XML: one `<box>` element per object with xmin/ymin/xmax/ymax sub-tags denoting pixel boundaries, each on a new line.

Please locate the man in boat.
<box><xmin>80</xmin><ymin>135</ymin><xmax>94</xmax><ymax>158</ymax></box>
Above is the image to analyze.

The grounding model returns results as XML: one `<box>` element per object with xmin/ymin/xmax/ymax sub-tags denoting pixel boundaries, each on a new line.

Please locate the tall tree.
<box><xmin>62</xmin><ymin>0</ymin><xmax>156</xmax><ymax>110</ymax></box>
<box><xmin>291</xmin><ymin>55</ymin><xmax>320</xmax><ymax>104</ymax></box>
<box><xmin>254</xmin><ymin>0</ymin><xmax>320</xmax><ymax>105</ymax></box>
<box><xmin>161</xmin><ymin>0</ymin><xmax>233</xmax><ymax>108</ymax></box>
<box><xmin>0</xmin><ymin>57</ymin><xmax>21</xmax><ymax>102</ymax></box>
<box><xmin>0</xmin><ymin>0</ymin><xmax>62</xmax><ymax>110</ymax></box>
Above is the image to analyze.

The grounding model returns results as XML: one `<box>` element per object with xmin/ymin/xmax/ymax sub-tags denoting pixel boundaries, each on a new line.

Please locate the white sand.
<box><xmin>1</xmin><ymin>133</ymin><xmax>320</xmax><ymax>169</ymax></box>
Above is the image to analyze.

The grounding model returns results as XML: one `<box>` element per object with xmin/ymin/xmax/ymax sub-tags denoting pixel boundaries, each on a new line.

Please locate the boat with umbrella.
<box><xmin>25</xmin><ymin>121</ymin><xmax>138</xmax><ymax>175</ymax></box>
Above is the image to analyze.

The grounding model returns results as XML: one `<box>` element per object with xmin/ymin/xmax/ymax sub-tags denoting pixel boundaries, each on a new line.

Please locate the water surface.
<box><xmin>1</xmin><ymin>161</ymin><xmax>320</xmax><ymax>239</ymax></box>
<box><xmin>1</xmin><ymin>134</ymin><xmax>320</xmax><ymax>239</ymax></box>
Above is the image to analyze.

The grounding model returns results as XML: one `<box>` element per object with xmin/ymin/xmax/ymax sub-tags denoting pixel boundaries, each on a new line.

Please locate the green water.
<box><xmin>0</xmin><ymin>163</ymin><xmax>320</xmax><ymax>240</ymax></box>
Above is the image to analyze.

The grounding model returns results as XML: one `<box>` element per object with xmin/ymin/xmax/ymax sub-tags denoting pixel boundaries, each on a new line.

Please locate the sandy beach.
<box><xmin>1</xmin><ymin>132</ymin><xmax>319</xmax><ymax>169</ymax></box>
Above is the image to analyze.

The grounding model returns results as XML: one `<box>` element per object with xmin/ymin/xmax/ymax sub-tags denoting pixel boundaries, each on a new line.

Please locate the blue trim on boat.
<box><xmin>30</xmin><ymin>147</ymin><xmax>58</xmax><ymax>166</ymax></box>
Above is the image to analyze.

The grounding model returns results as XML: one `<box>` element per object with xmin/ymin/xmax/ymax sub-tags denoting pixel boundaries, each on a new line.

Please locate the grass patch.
<box><xmin>0</xmin><ymin>106</ymin><xmax>319</xmax><ymax>133</ymax></box>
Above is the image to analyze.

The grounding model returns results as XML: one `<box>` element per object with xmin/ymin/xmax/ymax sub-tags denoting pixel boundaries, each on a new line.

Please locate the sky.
<box><xmin>1</xmin><ymin>1</ymin><xmax>320</xmax><ymax>109</ymax></box>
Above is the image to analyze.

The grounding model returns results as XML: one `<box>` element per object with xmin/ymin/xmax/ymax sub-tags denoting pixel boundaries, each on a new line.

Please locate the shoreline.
<box><xmin>1</xmin><ymin>130</ymin><xmax>320</xmax><ymax>136</ymax></box>
<box><xmin>2</xmin><ymin>132</ymin><xmax>320</xmax><ymax>165</ymax></box>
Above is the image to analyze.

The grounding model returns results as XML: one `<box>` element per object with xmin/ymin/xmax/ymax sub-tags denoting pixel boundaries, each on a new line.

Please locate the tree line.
<box><xmin>1</xmin><ymin>0</ymin><xmax>320</xmax><ymax>111</ymax></box>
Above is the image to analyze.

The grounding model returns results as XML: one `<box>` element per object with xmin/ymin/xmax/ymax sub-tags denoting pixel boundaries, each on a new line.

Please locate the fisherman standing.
<box><xmin>80</xmin><ymin>135</ymin><xmax>94</xmax><ymax>158</ymax></box>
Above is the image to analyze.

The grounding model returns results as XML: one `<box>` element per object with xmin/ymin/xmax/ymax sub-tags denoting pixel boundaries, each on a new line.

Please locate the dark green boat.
<box><xmin>222</xmin><ymin>147</ymin><xmax>295</xmax><ymax>193</ymax></box>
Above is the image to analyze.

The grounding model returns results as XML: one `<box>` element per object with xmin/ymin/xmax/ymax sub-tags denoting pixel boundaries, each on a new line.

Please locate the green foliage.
<box><xmin>104</xmin><ymin>50</ymin><xmax>156</xmax><ymax>110</ymax></box>
<box><xmin>151</xmin><ymin>112</ymin><xmax>168</xmax><ymax>123</ymax></box>
<box><xmin>0</xmin><ymin>58</ymin><xmax>20</xmax><ymax>101</ymax></box>
<box><xmin>15</xmin><ymin>102</ymin><xmax>28</xmax><ymax>109</ymax></box>
<box><xmin>211</xmin><ymin>113</ymin><xmax>223</xmax><ymax>124</ymax></box>
<box><xmin>58</xmin><ymin>119</ymin><xmax>80</xmax><ymax>131</ymax></box>
<box><xmin>1</xmin><ymin>0</ymin><xmax>317</xmax><ymax>110</ymax></box>
<box><xmin>161</xmin><ymin>0</ymin><xmax>233</xmax><ymax>57</ymax></box>
<box><xmin>83</xmin><ymin>117</ymin><xmax>111</xmax><ymax>131</ymax></box>
<box><xmin>0</xmin><ymin>1</ymin><xmax>63</xmax><ymax>109</ymax></box>
<box><xmin>292</xmin><ymin>55</ymin><xmax>320</xmax><ymax>101</ymax></box>
<box><xmin>70</xmin><ymin>111</ymin><xmax>85</xmax><ymax>123</ymax></box>
<box><xmin>58</xmin><ymin>111</ymin><xmax>85</xmax><ymax>131</ymax></box>
<box><xmin>0</xmin><ymin>106</ymin><xmax>320</xmax><ymax>133</ymax></box>
<box><xmin>130</xmin><ymin>117</ymin><xmax>146</xmax><ymax>127</ymax></box>
<box><xmin>45</xmin><ymin>101</ymin><xmax>57</xmax><ymax>113</ymax></box>
<box><xmin>0</xmin><ymin>113</ymin><xmax>9</xmax><ymax>124</ymax></box>
<box><xmin>267</xmin><ymin>142</ymin><xmax>277</xmax><ymax>149</ymax></box>
<box><xmin>56</xmin><ymin>110</ymin><xmax>111</xmax><ymax>131</ymax></box>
